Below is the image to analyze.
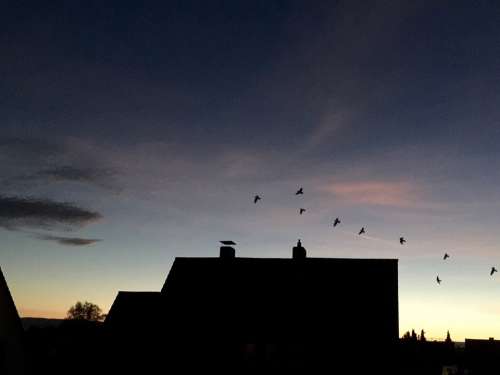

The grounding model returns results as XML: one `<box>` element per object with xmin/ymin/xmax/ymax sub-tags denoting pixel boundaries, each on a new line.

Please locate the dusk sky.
<box><xmin>1</xmin><ymin>1</ymin><xmax>500</xmax><ymax>340</ymax></box>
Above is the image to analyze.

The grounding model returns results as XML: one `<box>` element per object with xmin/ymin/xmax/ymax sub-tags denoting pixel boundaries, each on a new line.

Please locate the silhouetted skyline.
<box><xmin>1</xmin><ymin>1</ymin><xmax>500</xmax><ymax>340</ymax></box>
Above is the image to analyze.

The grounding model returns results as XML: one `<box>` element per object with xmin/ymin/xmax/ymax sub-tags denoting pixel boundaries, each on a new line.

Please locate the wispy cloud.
<box><xmin>0</xmin><ymin>137</ymin><xmax>64</xmax><ymax>159</ymax></box>
<box><xmin>320</xmin><ymin>180</ymin><xmax>421</xmax><ymax>208</ymax></box>
<box><xmin>36</xmin><ymin>234</ymin><xmax>101</xmax><ymax>246</ymax></box>
<box><xmin>39</xmin><ymin>166</ymin><xmax>118</xmax><ymax>189</ymax></box>
<box><xmin>42</xmin><ymin>165</ymin><xmax>109</xmax><ymax>181</ymax></box>
<box><xmin>0</xmin><ymin>195</ymin><xmax>101</xmax><ymax>230</ymax></box>
<box><xmin>334</xmin><ymin>228</ymin><xmax>401</xmax><ymax>248</ymax></box>
<box><xmin>0</xmin><ymin>137</ymin><xmax>121</xmax><ymax>192</ymax></box>
<box><xmin>306</xmin><ymin>110</ymin><xmax>349</xmax><ymax>149</ymax></box>
<box><xmin>4</xmin><ymin>165</ymin><xmax>119</xmax><ymax>191</ymax></box>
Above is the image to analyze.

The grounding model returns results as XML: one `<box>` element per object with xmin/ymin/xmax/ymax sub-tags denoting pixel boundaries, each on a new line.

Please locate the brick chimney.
<box><xmin>292</xmin><ymin>239</ymin><xmax>306</xmax><ymax>259</ymax></box>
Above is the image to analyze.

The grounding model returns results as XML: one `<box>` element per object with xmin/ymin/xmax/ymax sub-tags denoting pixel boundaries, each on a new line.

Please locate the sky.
<box><xmin>1</xmin><ymin>0</ymin><xmax>500</xmax><ymax>340</ymax></box>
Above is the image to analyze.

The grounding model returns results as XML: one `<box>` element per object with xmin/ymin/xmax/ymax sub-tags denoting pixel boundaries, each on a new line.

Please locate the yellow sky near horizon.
<box><xmin>16</xmin><ymin>301</ymin><xmax>500</xmax><ymax>342</ymax></box>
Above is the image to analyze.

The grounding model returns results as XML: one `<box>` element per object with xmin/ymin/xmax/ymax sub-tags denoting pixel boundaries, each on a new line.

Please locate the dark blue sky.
<box><xmin>1</xmin><ymin>1</ymin><xmax>500</xmax><ymax>338</ymax></box>
<box><xmin>3</xmin><ymin>1</ymin><xmax>499</xmax><ymax>150</ymax></box>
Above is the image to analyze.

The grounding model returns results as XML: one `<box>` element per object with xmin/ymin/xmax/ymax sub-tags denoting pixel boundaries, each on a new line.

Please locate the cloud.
<box><xmin>0</xmin><ymin>137</ymin><xmax>64</xmax><ymax>158</ymax></box>
<box><xmin>305</xmin><ymin>110</ymin><xmax>349</xmax><ymax>149</ymax></box>
<box><xmin>3</xmin><ymin>166</ymin><xmax>119</xmax><ymax>191</ymax></box>
<box><xmin>0</xmin><ymin>195</ymin><xmax>101</xmax><ymax>230</ymax></box>
<box><xmin>37</xmin><ymin>165</ymin><xmax>119</xmax><ymax>189</ymax></box>
<box><xmin>320</xmin><ymin>180</ymin><xmax>420</xmax><ymax>208</ymax></box>
<box><xmin>36</xmin><ymin>234</ymin><xmax>101</xmax><ymax>246</ymax></box>
<box><xmin>0</xmin><ymin>137</ymin><xmax>121</xmax><ymax>192</ymax></box>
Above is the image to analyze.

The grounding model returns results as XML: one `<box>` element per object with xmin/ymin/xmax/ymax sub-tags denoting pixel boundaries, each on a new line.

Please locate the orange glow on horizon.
<box><xmin>19</xmin><ymin>307</ymin><xmax>67</xmax><ymax>319</ymax></box>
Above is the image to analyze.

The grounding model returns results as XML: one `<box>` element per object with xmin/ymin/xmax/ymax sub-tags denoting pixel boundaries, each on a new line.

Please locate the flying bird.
<box><xmin>333</xmin><ymin>218</ymin><xmax>341</xmax><ymax>227</ymax></box>
<box><xmin>436</xmin><ymin>276</ymin><xmax>441</xmax><ymax>284</ymax></box>
<box><xmin>491</xmin><ymin>267</ymin><xmax>498</xmax><ymax>276</ymax></box>
<box><xmin>220</xmin><ymin>240</ymin><xmax>236</xmax><ymax>245</ymax></box>
<box><xmin>253</xmin><ymin>195</ymin><xmax>261</xmax><ymax>204</ymax></box>
<box><xmin>400</xmin><ymin>237</ymin><xmax>406</xmax><ymax>245</ymax></box>
<box><xmin>299</xmin><ymin>208</ymin><xmax>306</xmax><ymax>215</ymax></box>
<box><xmin>358</xmin><ymin>227</ymin><xmax>366</xmax><ymax>235</ymax></box>
<box><xmin>295</xmin><ymin>187</ymin><xmax>303</xmax><ymax>195</ymax></box>
<box><xmin>443</xmin><ymin>253</ymin><xmax>450</xmax><ymax>260</ymax></box>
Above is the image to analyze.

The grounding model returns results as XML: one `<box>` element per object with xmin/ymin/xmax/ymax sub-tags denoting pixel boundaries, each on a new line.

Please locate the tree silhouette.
<box><xmin>420</xmin><ymin>329</ymin><xmax>426</xmax><ymax>342</ymax></box>
<box><xmin>411</xmin><ymin>329</ymin><xmax>418</xmax><ymax>341</ymax></box>
<box><xmin>66</xmin><ymin>301</ymin><xmax>105</xmax><ymax>321</ymax></box>
<box><xmin>445</xmin><ymin>330</ymin><xmax>453</xmax><ymax>344</ymax></box>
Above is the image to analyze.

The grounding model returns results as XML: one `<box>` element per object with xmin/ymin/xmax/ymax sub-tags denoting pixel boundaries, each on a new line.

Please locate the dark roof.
<box><xmin>162</xmin><ymin>256</ymin><xmax>398</xmax><ymax>293</ymax></box>
<box><xmin>105</xmin><ymin>291</ymin><xmax>162</xmax><ymax>331</ymax></box>
<box><xmin>0</xmin><ymin>267</ymin><xmax>25</xmax><ymax>375</ymax></box>
<box><xmin>0</xmin><ymin>267</ymin><xmax>23</xmax><ymax>337</ymax></box>
<box><xmin>161</xmin><ymin>256</ymin><xmax>398</xmax><ymax>341</ymax></box>
<box><xmin>466</xmin><ymin>338</ymin><xmax>500</xmax><ymax>350</ymax></box>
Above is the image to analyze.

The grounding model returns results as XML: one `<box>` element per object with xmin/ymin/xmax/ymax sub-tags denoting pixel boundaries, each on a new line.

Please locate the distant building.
<box><xmin>465</xmin><ymin>338</ymin><xmax>500</xmax><ymax>374</ymax></box>
<box><xmin>398</xmin><ymin>339</ymin><xmax>457</xmax><ymax>375</ymax></box>
<box><xmin>106</xmin><ymin>241</ymin><xmax>399</xmax><ymax>372</ymax></box>
<box><xmin>0</xmin><ymin>267</ymin><xmax>25</xmax><ymax>375</ymax></box>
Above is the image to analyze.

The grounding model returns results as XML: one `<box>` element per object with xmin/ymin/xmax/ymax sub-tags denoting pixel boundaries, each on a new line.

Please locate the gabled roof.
<box><xmin>0</xmin><ymin>267</ymin><xmax>25</xmax><ymax>375</ymax></box>
<box><xmin>0</xmin><ymin>267</ymin><xmax>23</xmax><ymax>338</ymax></box>
<box><xmin>105</xmin><ymin>291</ymin><xmax>162</xmax><ymax>331</ymax></box>
<box><xmin>162</xmin><ymin>256</ymin><xmax>398</xmax><ymax>294</ymax></box>
<box><xmin>160</xmin><ymin>256</ymin><xmax>399</xmax><ymax>340</ymax></box>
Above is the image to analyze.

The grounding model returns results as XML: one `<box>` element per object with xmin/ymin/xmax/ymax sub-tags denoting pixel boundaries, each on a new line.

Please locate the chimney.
<box><xmin>219</xmin><ymin>241</ymin><xmax>236</xmax><ymax>259</ymax></box>
<box><xmin>220</xmin><ymin>246</ymin><xmax>235</xmax><ymax>259</ymax></box>
<box><xmin>292</xmin><ymin>239</ymin><xmax>306</xmax><ymax>259</ymax></box>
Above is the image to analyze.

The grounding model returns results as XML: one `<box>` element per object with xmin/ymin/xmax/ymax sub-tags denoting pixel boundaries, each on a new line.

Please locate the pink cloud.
<box><xmin>321</xmin><ymin>180</ymin><xmax>421</xmax><ymax>207</ymax></box>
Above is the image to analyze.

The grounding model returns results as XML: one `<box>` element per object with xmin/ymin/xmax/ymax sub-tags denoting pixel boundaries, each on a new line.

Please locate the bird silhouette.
<box><xmin>358</xmin><ymin>227</ymin><xmax>366</xmax><ymax>235</ymax></box>
<box><xmin>299</xmin><ymin>208</ymin><xmax>306</xmax><ymax>215</ymax></box>
<box><xmin>491</xmin><ymin>267</ymin><xmax>498</xmax><ymax>276</ymax></box>
<box><xmin>220</xmin><ymin>240</ymin><xmax>236</xmax><ymax>245</ymax></box>
<box><xmin>436</xmin><ymin>276</ymin><xmax>441</xmax><ymax>284</ymax></box>
<box><xmin>295</xmin><ymin>187</ymin><xmax>303</xmax><ymax>195</ymax></box>
<box><xmin>443</xmin><ymin>253</ymin><xmax>450</xmax><ymax>260</ymax></box>
<box><xmin>400</xmin><ymin>237</ymin><xmax>406</xmax><ymax>245</ymax></box>
<box><xmin>333</xmin><ymin>218</ymin><xmax>341</xmax><ymax>227</ymax></box>
<box><xmin>253</xmin><ymin>195</ymin><xmax>261</xmax><ymax>204</ymax></box>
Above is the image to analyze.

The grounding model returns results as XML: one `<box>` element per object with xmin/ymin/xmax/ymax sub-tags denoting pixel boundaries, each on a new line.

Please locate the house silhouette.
<box><xmin>0</xmin><ymin>267</ymin><xmax>25</xmax><ymax>375</ymax></box>
<box><xmin>465</xmin><ymin>338</ymin><xmax>500</xmax><ymax>374</ymax></box>
<box><xmin>105</xmin><ymin>241</ymin><xmax>399</xmax><ymax>372</ymax></box>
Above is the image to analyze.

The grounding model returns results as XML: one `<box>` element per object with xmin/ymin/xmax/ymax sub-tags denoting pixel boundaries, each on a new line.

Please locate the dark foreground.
<box><xmin>16</xmin><ymin>321</ymin><xmax>495</xmax><ymax>375</ymax></box>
